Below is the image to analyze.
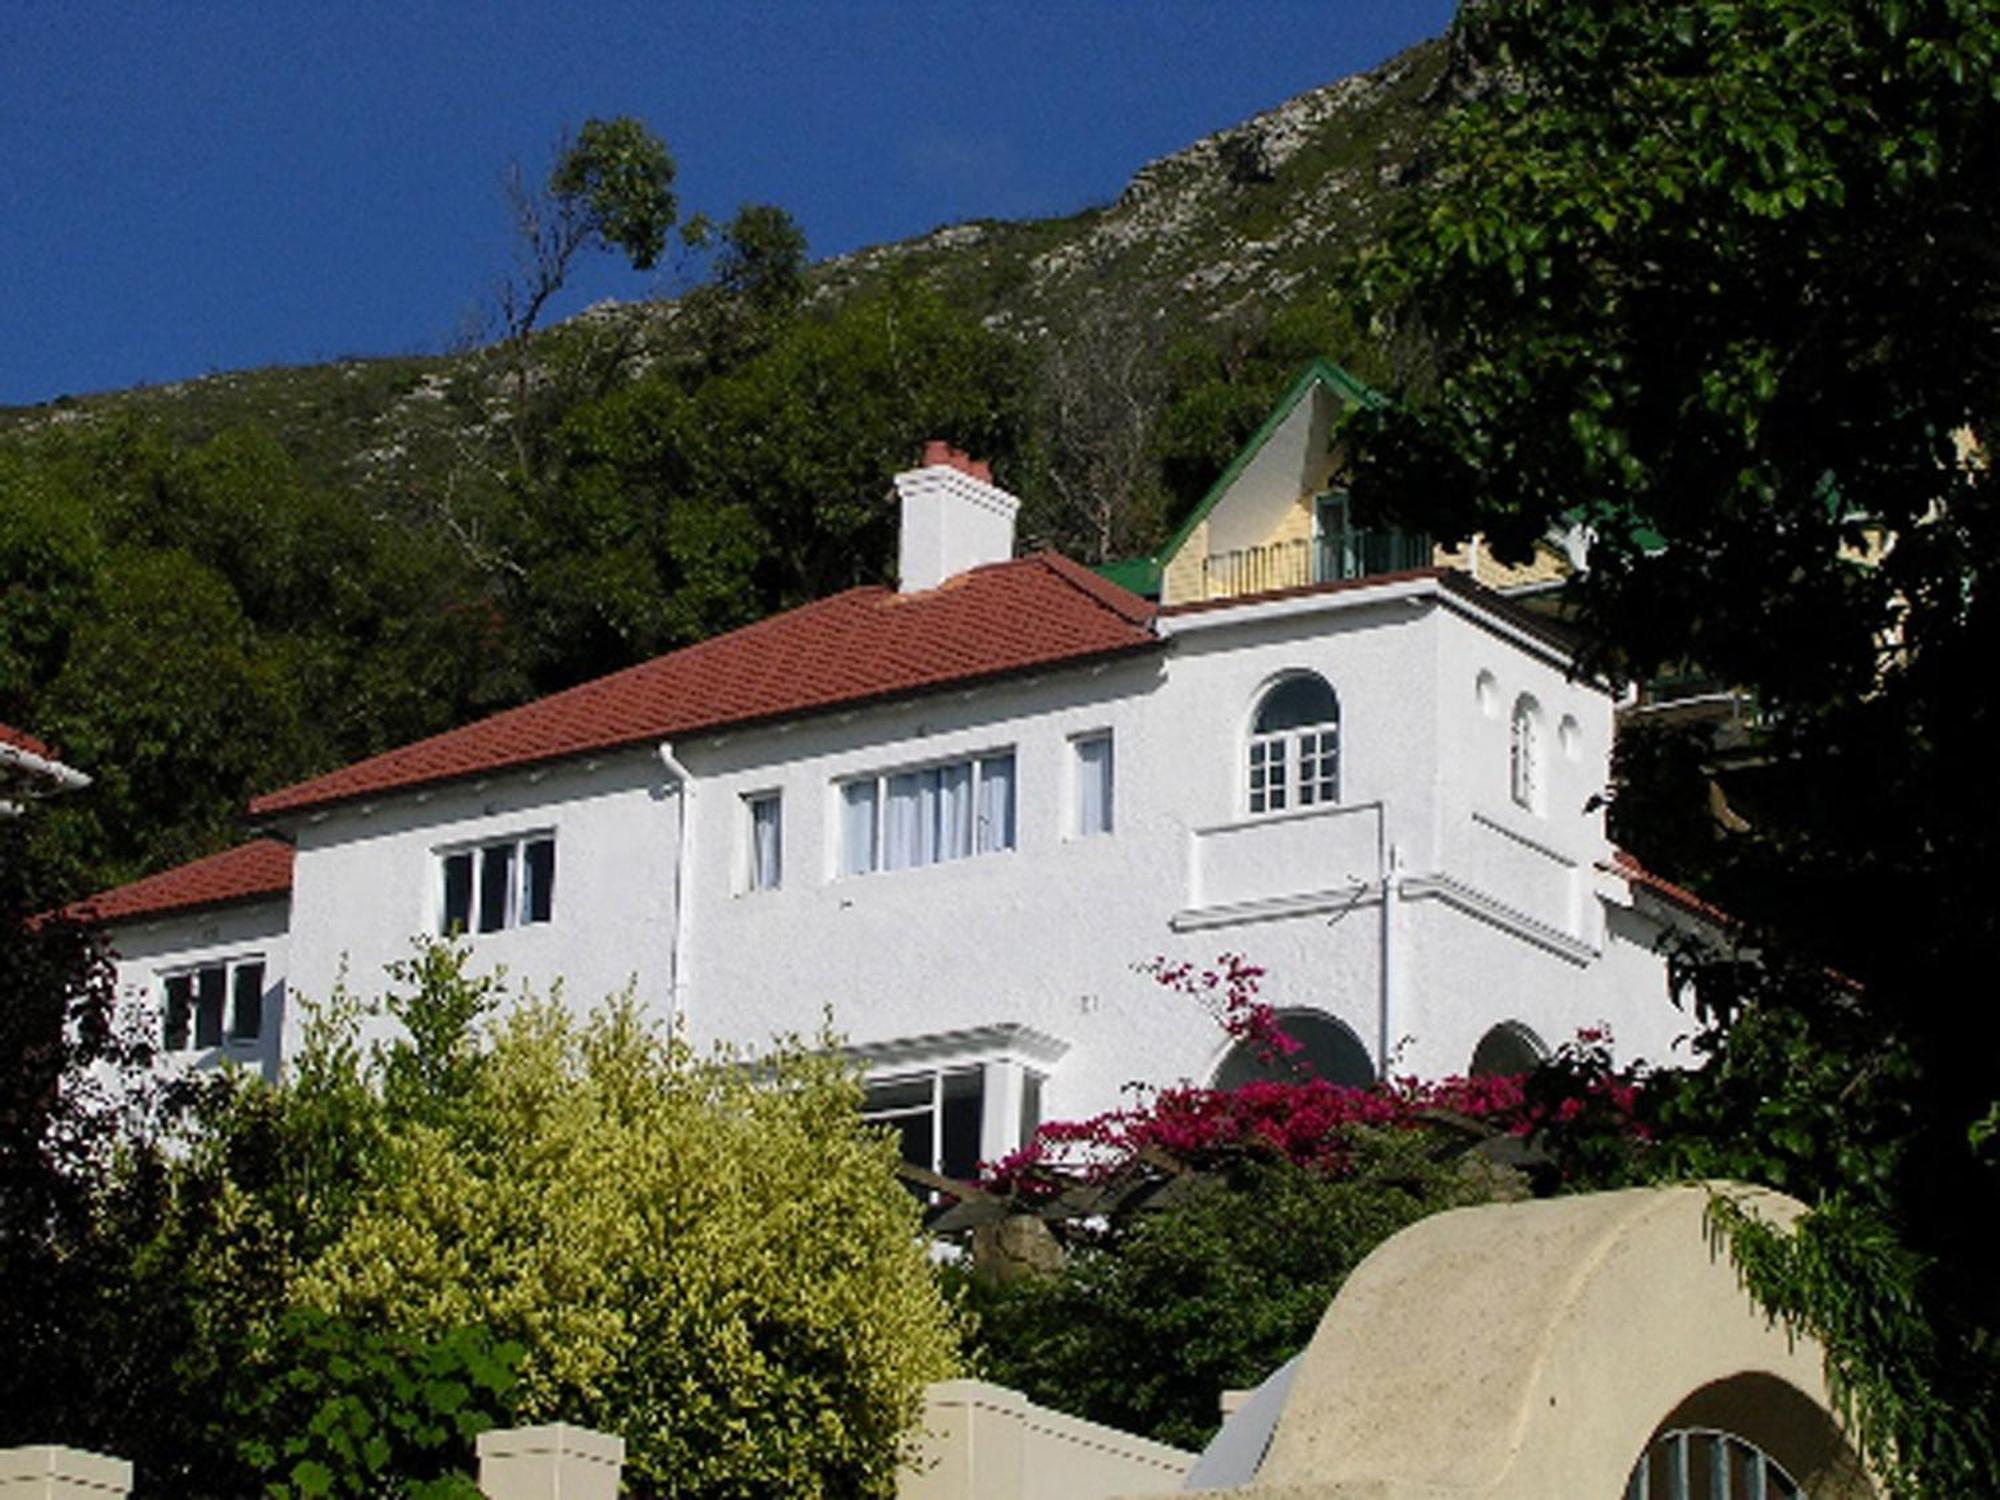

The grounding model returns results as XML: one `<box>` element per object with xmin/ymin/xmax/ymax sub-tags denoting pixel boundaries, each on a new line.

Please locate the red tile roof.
<box><xmin>69</xmin><ymin>838</ymin><xmax>294</xmax><ymax>924</ymax></box>
<box><xmin>251</xmin><ymin>552</ymin><xmax>1158</xmax><ymax>817</ymax></box>
<box><xmin>0</xmin><ymin>722</ymin><xmax>56</xmax><ymax>760</ymax></box>
<box><xmin>1607</xmin><ymin>849</ymin><xmax>1733</xmax><ymax>927</ymax></box>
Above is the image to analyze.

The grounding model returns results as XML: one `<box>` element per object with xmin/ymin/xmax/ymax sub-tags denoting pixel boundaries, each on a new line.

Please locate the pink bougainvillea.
<box><xmin>978</xmin><ymin>956</ymin><xmax>1651</xmax><ymax>1199</ymax></box>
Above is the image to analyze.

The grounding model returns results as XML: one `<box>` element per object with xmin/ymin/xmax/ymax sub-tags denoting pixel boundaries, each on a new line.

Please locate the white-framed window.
<box><xmin>162</xmin><ymin>956</ymin><xmax>266</xmax><ymax>1052</ymax></box>
<box><xmin>745</xmin><ymin>791</ymin><xmax>782</xmax><ymax>892</ymax></box>
<box><xmin>439</xmin><ymin>832</ymin><xmax>555</xmax><ymax>935</ymax></box>
<box><xmin>1510</xmin><ymin>695</ymin><xmax>1545</xmax><ymax>814</ymax></box>
<box><xmin>838</xmin><ymin>750</ymin><xmax>1016</xmax><ymax>876</ymax></box>
<box><xmin>863</xmin><ymin>1067</ymin><xmax>988</xmax><ymax>1187</ymax></box>
<box><xmin>1247</xmin><ymin>673</ymin><xmax>1340</xmax><ymax>814</ymax></box>
<box><xmin>1072</xmin><ymin>731</ymin><xmax>1114</xmax><ymax>837</ymax></box>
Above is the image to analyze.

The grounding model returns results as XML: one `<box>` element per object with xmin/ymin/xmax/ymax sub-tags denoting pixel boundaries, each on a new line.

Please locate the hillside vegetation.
<box><xmin>0</xmin><ymin>37</ymin><xmax>1448</xmax><ymax>898</ymax></box>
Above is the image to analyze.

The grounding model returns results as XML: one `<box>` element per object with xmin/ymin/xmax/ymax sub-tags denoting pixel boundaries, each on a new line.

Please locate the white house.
<box><xmin>79</xmin><ymin>369</ymin><xmax>1705</xmax><ymax>1180</ymax></box>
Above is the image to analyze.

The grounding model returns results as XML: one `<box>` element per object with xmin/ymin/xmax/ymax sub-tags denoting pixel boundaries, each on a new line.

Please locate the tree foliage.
<box><xmin>0</xmin><ymin>938</ymin><xmax>958</xmax><ymax>1497</ymax></box>
<box><xmin>1346</xmin><ymin>1</ymin><xmax>2000</xmax><ymax>1489</ymax></box>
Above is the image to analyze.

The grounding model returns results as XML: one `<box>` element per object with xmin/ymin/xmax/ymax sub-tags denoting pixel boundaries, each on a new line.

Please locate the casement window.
<box><xmin>839</xmin><ymin>751</ymin><xmax>1016</xmax><ymax>876</ymax></box>
<box><xmin>863</xmin><ymin>1068</ymin><xmax>987</xmax><ymax>1187</ymax></box>
<box><xmin>1510</xmin><ymin>695</ymin><xmax>1544</xmax><ymax>814</ymax></box>
<box><xmin>1247</xmin><ymin>673</ymin><xmax>1340</xmax><ymax>815</ymax></box>
<box><xmin>439</xmin><ymin>832</ymin><xmax>555</xmax><ymax>935</ymax></box>
<box><xmin>862</xmin><ymin>1064</ymin><xmax>1046</xmax><ymax>1195</ymax></box>
<box><xmin>1072</xmin><ymin>732</ymin><xmax>1114</xmax><ymax>836</ymax></box>
<box><xmin>162</xmin><ymin>957</ymin><xmax>265</xmax><ymax>1052</ymax></box>
<box><xmin>745</xmin><ymin>791</ymin><xmax>782</xmax><ymax>892</ymax></box>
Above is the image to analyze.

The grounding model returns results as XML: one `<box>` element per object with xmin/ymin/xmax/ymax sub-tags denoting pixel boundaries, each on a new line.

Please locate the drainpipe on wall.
<box><xmin>657</xmin><ymin>742</ymin><xmax>695</xmax><ymax>1033</ymax></box>
<box><xmin>1379</xmin><ymin>844</ymin><xmax>1401</xmax><ymax>1077</ymax></box>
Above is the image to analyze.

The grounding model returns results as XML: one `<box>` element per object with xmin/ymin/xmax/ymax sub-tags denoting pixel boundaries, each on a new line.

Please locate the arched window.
<box><xmin>1213</xmin><ymin>1009</ymin><xmax>1375</xmax><ymax>1090</ymax></box>
<box><xmin>1248</xmin><ymin>673</ymin><xmax>1340</xmax><ymax>814</ymax></box>
<box><xmin>1509</xmin><ymin>694</ymin><xmax>1544</xmax><ymax>814</ymax></box>
<box><xmin>1470</xmin><ymin>1021</ymin><xmax>1547</xmax><ymax>1077</ymax></box>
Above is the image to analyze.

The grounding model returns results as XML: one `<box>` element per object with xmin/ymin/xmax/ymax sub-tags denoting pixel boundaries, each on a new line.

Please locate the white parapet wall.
<box><xmin>0</xmin><ymin>1447</ymin><xmax>132</xmax><ymax>1500</ymax></box>
<box><xmin>899</xmin><ymin>1380</ymin><xmax>1194</xmax><ymax>1500</ymax></box>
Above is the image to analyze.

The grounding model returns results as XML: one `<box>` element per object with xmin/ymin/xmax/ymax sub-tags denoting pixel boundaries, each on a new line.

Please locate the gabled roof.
<box><xmin>70</xmin><ymin>837</ymin><xmax>294</xmax><ymax>924</ymax></box>
<box><xmin>251</xmin><ymin>552</ymin><xmax>1159</xmax><ymax>818</ymax></box>
<box><xmin>1096</xmin><ymin>359</ymin><xmax>1385</xmax><ymax>598</ymax></box>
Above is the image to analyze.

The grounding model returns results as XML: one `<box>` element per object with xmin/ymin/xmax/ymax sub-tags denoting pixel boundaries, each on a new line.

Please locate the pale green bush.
<box><xmin>302</xmin><ymin>975</ymin><xmax>960</xmax><ymax>1497</ymax></box>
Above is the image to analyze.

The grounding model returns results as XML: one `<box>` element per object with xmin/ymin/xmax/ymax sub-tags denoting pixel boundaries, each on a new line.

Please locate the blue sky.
<box><xmin>2</xmin><ymin>2</ymin><xmax>1456</xmax><ymax>406</ymax></box>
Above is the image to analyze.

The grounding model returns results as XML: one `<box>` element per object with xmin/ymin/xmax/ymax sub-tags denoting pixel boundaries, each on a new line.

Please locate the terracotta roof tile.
<box><xmin>0</xmin><ymin>723</ymin><xmax>55</xmax><ymax>759</ymax></box>
<box><xmin>251</xmin><ymin>553</ymin><xmax>1158</xmax><ymax>817</ymax></box>
<box><xmin>70</xmin><ymin>838</ymin><xmax>294</xmax><ymax>924</ymax></box>
<box><xmin>1607</xmin><ymin>849</ymin><xmax>1733</xmax><ymax>927</ymax></box>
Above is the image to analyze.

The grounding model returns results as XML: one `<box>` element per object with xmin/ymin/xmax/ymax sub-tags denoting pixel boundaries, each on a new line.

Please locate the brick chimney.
<box><xmin>893</xmin><ymin>441</ymin><xmax>1020</xmax><ymax>592</ymax></box>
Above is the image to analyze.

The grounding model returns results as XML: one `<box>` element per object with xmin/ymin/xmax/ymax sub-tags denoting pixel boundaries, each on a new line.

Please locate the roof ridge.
<box><xmin>1028</xmin><ymin>550</ymin><xmax>1159</xmax><ymax>629</ymax></box>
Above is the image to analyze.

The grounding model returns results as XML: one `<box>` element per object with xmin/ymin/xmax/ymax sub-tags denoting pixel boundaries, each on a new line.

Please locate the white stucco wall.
<box><xmin>280</xmin><ymin>751</ymin><xmax>682</xmax><ymax>1057</ymax></box>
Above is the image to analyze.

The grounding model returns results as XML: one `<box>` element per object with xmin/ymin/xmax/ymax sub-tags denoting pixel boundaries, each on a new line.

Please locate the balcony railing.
<box><xmin>1200</xmin><ymin>531</ymin><xmax>1433</xmax><ymax>601</ymax></box>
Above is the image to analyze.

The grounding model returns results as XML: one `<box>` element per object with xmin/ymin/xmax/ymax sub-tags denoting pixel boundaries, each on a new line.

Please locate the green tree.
<box><xmin>1345</xmin><ymin>1</ymin><xmax>2000</xmax><ymax>1489</ymax></box>
<box><xmin>963</xmin><ymin>1137</ymin><xmax>1500</xmax><ymax>1451</ymax></box>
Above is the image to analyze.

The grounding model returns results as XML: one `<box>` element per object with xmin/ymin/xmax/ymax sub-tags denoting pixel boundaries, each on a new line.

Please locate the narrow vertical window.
<box><xmin>746</xmin><ymin>792</ymin><xmax>782</xmax><ymax>891</ymax></box>
<box><xmin>230</xmin><ymin>961</ymin><xmax>265</xmax><ymax>1041</ymax></box>
<box><xmin>163</xmin><ymin>974</ymin><xmax>194</xmax><ymax>1051</ymax></box>
<box><xmin>477</xmin><ymin>842</ymin><xmax>516</xmax><ymax>932</ymax></box>
<box><xmin>976</xmin><ymin>752</ymin><xmax>1016</xmax><ymax>853</ymax></box>
<box><xmin>841</xmin><ymin>780</ymin><xmax>879</xmax><ymax>876</ymax></box>
<box><xmin>1073</xmin><ymin>734</ymin><xmax>1113</xmax><ymax>836</ymax></box>
<box><xmin>194</xmin><ymin>965</ymin><xmax>227</xmax><ymax>1049</ymax></box>
<box><xmin>522</xmin><ymin>837</ymin><xmax>556</xmax><ymax>923</ymax></box>
<box><xmin>441</xmin><ymin>851</ymin><xmax>473</xmax><ymax>935</ymax></box>
<box><xmin>1511</xmin><ymin>695</ymin><xmax>1544</xmax><ymax>814</ymax></box>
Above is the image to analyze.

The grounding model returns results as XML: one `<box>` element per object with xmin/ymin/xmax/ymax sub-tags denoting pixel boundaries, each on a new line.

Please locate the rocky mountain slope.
<box><xmin>0</xmin><ymin>36</ymin><xmax>1446</xmax><ymax>476</ymax></box>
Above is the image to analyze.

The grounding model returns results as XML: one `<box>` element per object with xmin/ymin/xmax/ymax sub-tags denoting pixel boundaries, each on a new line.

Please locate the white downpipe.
<box><xmin>657</xmin><ymin>743</ymin><xmax>695</xmax><ymax>1032</ymax></box>
<box><xmin>1379</xmin><ymin>844</ymin><xmax>1401</xmax><ymax>1077</ymax></box>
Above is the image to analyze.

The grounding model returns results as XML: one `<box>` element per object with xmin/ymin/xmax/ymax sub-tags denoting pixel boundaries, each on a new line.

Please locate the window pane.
<box><xmin>937</xmin><ymin>761</ymin><xmax>974</xmax><ymax>861</ymax></box>
<box><xmin>841</xmin><ymin>780</ymin><xmax>878</xmax><ymax>875</ymax></box>
<box><xmin>478</xmin><ymin>843</ymin><xmax>515</xmax><ymax>932</ymax></box>
<box><xmin>862</xmin><ymin>1077</ymin><xmax>933</xmax><ymax>1115</ymax></box>
<box><xmin>1075</xmin><ymin>735</ymin><xmax>1112</xmax><ymax>835</ymax></box>
<box><xmin>441</xmin><ymin>851</ymin><xmax>473</xmax><ymax>935</ymax></box>
<box><xmin>194</xmin><ymin>965</ymin><xmax>226</xmax><ymax>1049</ymax></box>
<box><xmin>1254</xmin><ymin>674</ymin><xmax>1338</xmax><ymax>734</ymax></box>
<box><xmin>940</xmin><ymin>1069</ymin><xmax>985</xmax><ymax>1181</ymax></box>
<box><xmin>748</xmin><ymin>796</ymin><xmax>781</xmax><ymax>891</ymax></box>
<box><xmin>164</xmin><ymin>974</ymin><xmax>193</xmax><ymax>1051</ymax></box>
<box><xmin>230</xmin><ymin>961</ymin><xmax>265</xmax><ymax>1041</ymax></box>
<box><xmin>523</xmin><ymin>837</ymin><xmax>556</xmax><ymax>923</ymax></box>
<box><xmin>976</xmin><ymin>753</ymin><xmax>1016</xmax><ymax>852</ymax></box>
<box><xmin>885</xmin><ymin>770</ymin><xmax>935</xmax><ymax>870</ymax></box>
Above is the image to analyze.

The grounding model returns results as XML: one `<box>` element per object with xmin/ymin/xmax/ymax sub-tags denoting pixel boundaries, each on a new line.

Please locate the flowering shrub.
<box><xmin>979</xmin><ymin>956</ymin><xmax>1652</xmax><ymax>1200</ymax></box>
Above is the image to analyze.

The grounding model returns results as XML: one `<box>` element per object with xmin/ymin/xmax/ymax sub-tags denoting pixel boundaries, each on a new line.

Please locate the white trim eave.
<box><xmin>1172</xmin><ymin>882</ymin><xmax>1384</xmax><ymax>933</ymax></box>
<box><xmin>1158</xmin><ymin>575</ymin><xmax>1596</xmax><ymax>686</ymax></box>
<box><xmin>0</xmin><ymin>741</ymin><xmax>91</xmax><ymax>794</ymax></box>
<box><xmin>1401</xmin><ymin>872</ymin><xmax>1600</xmax><ymax>966</ymax></box>
<box><xmin>845</xmin><ymin>1022</ymin><xmax>1071</xmax><ymax>1072</ymax></box>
